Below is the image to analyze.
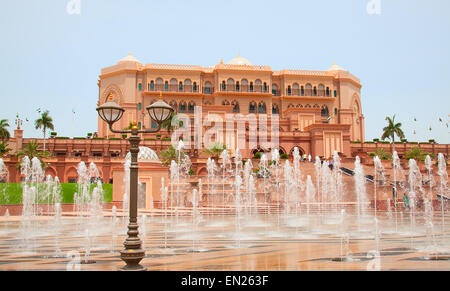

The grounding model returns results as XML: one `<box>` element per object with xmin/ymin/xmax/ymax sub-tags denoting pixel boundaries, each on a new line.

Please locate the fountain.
<box><xmin>373</xmin><ymin>156</ymin><xmax>386</xmax><ymax>216</ymax></box>
<box><xmin>392</xmin><ymin>151</ymin><xmax>406</xmax><ymax>207</ymax></box>
<box><xmin>437</xmin><ymin>153</ymin><xmax>448</xmax><ymax>236</ymax></box>
<box><xmin>0</xmin><ymin>158</ymin><xmax>8</xmax><ymax>183</ymax></box>
<box><xmin>1</xmin><ymin>145</ymin><xmax>449</xmax><ymax>271</ymax></box>
<box><xmin>305</xmin><ymin>175</ymin><xmax>315</xmax><ymax>227</ymax></box>
<box><xmin>140</xmin><ymin>214</ymin><xmax>147</xmax><ymax>250</ymax></box>
<box><xmin>354</xmin><ymin>156</ymin><xmax>368</xmax><ymax>228</ymax></box>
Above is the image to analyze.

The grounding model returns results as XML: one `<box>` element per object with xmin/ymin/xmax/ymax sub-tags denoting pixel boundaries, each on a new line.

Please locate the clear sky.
<box><xmin>0</xmin><ymin>0</ymin><xmax>449</xmax><ymax>143</ymax></box>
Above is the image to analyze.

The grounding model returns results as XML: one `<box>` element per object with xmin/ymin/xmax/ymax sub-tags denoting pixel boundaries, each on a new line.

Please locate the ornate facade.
<box><xmin>98</xmin><ymin>54</ymin><xmax>365</xmax><ymax>159</ymax></box>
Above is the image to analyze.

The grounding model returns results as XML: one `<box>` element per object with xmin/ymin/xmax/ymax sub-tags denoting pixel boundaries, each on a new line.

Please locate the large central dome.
<box><xmin>227</xmin><ymin>53</ymin><xmax>252</xmax><ymax>66</ymax></box>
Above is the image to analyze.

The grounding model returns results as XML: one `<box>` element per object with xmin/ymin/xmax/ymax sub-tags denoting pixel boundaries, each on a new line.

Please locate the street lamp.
<box><xmin>97</xmin><ymin>92</ymin><xmax>173</xmax><ymax>271</ymax></box>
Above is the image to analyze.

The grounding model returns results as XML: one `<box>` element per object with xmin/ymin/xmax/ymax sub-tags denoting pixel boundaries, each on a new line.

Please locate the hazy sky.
<box><xmin>0</xmin><ymin>0</ymin><xmax>449</xmax><ymax>143</ymax></box>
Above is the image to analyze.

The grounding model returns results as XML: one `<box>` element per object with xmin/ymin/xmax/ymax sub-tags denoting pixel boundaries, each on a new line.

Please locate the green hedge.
<box><xmin>0</xmin><ymin>183</ymin><xmax>112</xmax><ymax>205</ymax></box>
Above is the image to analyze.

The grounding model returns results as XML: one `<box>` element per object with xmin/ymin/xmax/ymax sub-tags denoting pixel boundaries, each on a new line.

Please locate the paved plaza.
<box><xmin>0</xmin><ymin>207</ymin><xmax>449</xmax><ymax>271</ymax></box>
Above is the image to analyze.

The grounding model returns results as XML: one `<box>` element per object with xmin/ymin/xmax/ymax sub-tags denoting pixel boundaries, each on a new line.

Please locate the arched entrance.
<box><xmin>290</xmin><ymin>146</ymin><xmax>305</xmax><ymax>157</ymax></box>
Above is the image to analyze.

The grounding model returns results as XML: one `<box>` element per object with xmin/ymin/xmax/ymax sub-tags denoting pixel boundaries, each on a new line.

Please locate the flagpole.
<box><xmin>72</xmin><ymin>109</ymin><xmax>75</xmax><ymax>138</ymax></box>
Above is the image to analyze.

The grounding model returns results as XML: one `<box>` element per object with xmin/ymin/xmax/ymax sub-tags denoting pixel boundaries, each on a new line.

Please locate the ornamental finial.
<box><xmin>132</xmin><ymin>121</ymin><xmax>138</xmax><ymax>130</ymax></box>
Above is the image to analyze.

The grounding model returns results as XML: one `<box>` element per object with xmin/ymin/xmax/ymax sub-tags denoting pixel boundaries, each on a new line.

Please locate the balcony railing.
<box><xmin>149</xmin><ymin>84</ymin><xmax>199</xmax><ymax>93</ymax></box>
<box><xmin>286</xmin><ymin>88</ymin><xmax>332</xmax><ymax>97</ymax></box>
<box><xmin>202</xmin><ymin>87</ymin><xmax>214</xmax><ymax>94</ymax></box>
<box><xmin>220</xmin><ymin>84</ymin><xmax>269</xmax><ymax>93</ymax></box>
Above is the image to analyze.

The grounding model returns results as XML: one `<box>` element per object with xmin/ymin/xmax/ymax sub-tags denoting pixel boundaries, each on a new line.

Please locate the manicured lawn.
<box><xmin>0</xmin><ymin>183</ymin><xmax>112</xmax><ymax>204</ymax></box>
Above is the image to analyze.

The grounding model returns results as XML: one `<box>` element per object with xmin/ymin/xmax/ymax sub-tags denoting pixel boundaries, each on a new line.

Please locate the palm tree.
<box><xmin>15</xmin><ymin>141</ymin><xmax>50</xmax><ymax>169</ymax></box>
<box><xmin>203</xmin><ymin>142</ymin><xmax>226</xmax><ymax>160</ymax></box>
<box><xmin>0</xmin><ymin>142</ymin><xmax>11</xmax><ymax>158</ymax></box>
<box><xmin>161</xmin><ymin>113</ymin><xmax>183</xmax><ymax>135</ymax></box>
<box><xmin>0</xmin><ymin>119</ymin><xmax>10</xmax><ymax>142</ymax></box>
<box><xmin>381</xmin><ymin>115</ymin><xmax>405</xmax><ymax>153</ymax></box>
<box><xmin>159</xmin><ymin>145</ymin><xmax>185</xmax><ymax>166</ymax></box>
<box><xmin>405</xmin><ymin>147</ymin><xmax>431</xmax><ymax>162</ymax></box>
<box><xmin>35</xmin><ymin>110</ymin><xmax>54</xmax><ymax>152</ymax></box>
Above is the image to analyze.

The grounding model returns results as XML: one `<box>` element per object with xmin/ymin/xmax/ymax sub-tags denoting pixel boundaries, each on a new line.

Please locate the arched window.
<box><xmin>193</xmin><ymin>82</ymin><xmax>198</xmax><ymax>92</ymax></box>
<box><xmin>236</xmin><ymin>81</ymin><xmax>240</xmax><ymax>92</ymax></box>
<box><xmin>258</xmin><ymin>101</ymin><xmax>266</xmax><ymax>114</ymax></box>
<box><xmin>321</xmin><ymin>105</ymin><xmax>329</xmax><ymax>117</ymax></box>
<box><xmin>249</xmin><ymin>101</ymin><xmax>257</xmax><ymax>113</ymax></box>
<box><xmin>305</xmin><ymin>84</ymin><xmax>312</xmax><ymax>96</ymax></box>
<box><xmin>272</xmin><ymin>104</ymin><xmax>279</xmax><ymax>114</ymax></box>
<box><xmin>156</xmin><ymin>78</ymin><xmax>163</xmax><ymax>91</ymax></box>
<box><xmin>296</xmin><ymin>104</ymin><xmax>302</xmax><ymax>108</ymax></box>
<box><xmin>313</xmin><ymin>104</ymin><xmax>320</xmax><ymax>109</ymax></box>
<box><xmin>287</xmin><ymin>85</ymin><xmax>292</xmax><ymax>96</ymax></box>
<box><xmin>184</xmin><ymin>79</ymin><xmax>192</xmax><ymax>85</ymax></box>
<box><xmin>318</xmin><ymin>84</ymin><xmax>325</xmax><ymax>96</ymax></box>
<box><xmin>138</xmin><ymin>83</ymin><xmax>142</xmax><ymax>91</ymax></box>
<box><xmin>227</xmin><ymin>78</ymin><xmax>235</xmax><ymax>91</ymax></box>
<box><xmin>241</xmin><ymin>79</ymin><xmax>248</xmax><ymax>92</ymax></box>
<box><xmin>179</xmin><ymin>101</ymin><xmax>187</xmax><ymax>113</ymax></box>
<box><xmin>150</xmin><ymin>81</ymin><xmax>155</xmax><ymax>91</ymax></box>
<box><xmin>334</xmin><ymin>90</ymin><xmax>337</xmax><ymax>97</ymax></box>
<box><xmin>263</xmin><ymin>82</ymin><xmax>268</xmax><ymax>93</ymax></box>
<box><xmin>204</xmin><ymin>81</ymin><xmax>212</xmax><ymax>94</ymax></box>
<box><xmin>272</xmin><ymin>84</ymin><xmax>278</xmax><ymax>96</ymax></box>
<box><xmin>288</xmin><ymin>104</ymin><xmax>294</xmax><ymax>108</ymax></box>
<box><xmin>326</xmin><ymin>87</ymin><xmax>330</xmax><ymax>97</ymax></box>
<box><xmin>255</xmin><ymin>79</ymin><xmax>262</xmax><ymax>92</ymax></box>
<box><xmin>188</xmin><ymin>101</ymin><xmax>195</xmax><ymax>113</ymax></box>
<box><xmin>164</xmin><ymin>81</ymin><xmax>169</xmax><ymax>91</ymax></box>
<box><xmin>305</xmin><ymin>104</ymin><xmax>311</xmax><ymax>108</ymax></box>
<box><xmin>222</xmin><ymin>100</ymin><xmax>230</xmax><ymax>106</ymax></box>
<box><xmin>138</xmin><ymin>103</ymin><xmax>142</xmax><ymax>110</ymax></box>
<box><xmin>334</xmin><ymin>108</ymin><xmax>338</xmax><ymax>115</ymax></box>
<box><xmin>222</xmin><ymin>81</ymin><xmax>226</xmax><ymax>91</ymax></box>
<box><xmin>170</xmin><ymin>78</ymin><xmax>178</xmax><ymax>92</ymax></box>
<box><xmin>301</xmin><ymin>86</ymin><xmax>304</xmax><ymax>96</ymax></box>
<box><xmin>293</xmin><ymin>83</ymin><xmax>299</xmax><ymax>95</ymax></box>
<box><xmin>179</xmin><ymin>81</ymin><xmax>183</xmax><ymax>92</ymax></box>
<box><xmin>231</xmin><ymin>100</ymin><xmax>240</xmax><ymax>113</ymax></box>
<box><xmin>313</xmin><ymin>86</ymin><xmax>317</xmax><ymax>96</ymax></box>
<box><xmin>249</xmin><ymin>82</ymin><xmax>254</xmax><ymax>92</ymax></box>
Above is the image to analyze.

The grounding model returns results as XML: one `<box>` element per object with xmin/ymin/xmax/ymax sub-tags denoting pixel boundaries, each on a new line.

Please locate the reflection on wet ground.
<box><xmin>0</xmin><ymin>209</ymin><xmax>449</xmax><ymax>271</ymax></box>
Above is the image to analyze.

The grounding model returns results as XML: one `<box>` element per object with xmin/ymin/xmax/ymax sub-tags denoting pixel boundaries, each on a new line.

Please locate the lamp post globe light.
<box><xmin>97</xmin><ymin>93</ymin><xmax>173</xmax><ymax>271</ymax></box>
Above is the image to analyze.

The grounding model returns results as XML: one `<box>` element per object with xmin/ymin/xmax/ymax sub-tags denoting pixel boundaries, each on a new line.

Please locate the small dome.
<box><xmin>328</xmin><ymin>62</ymin><xmax>346</xmax><ymax>71</ymax></box>
<box><xmin>228</xmin><ymin>53</ymin><xmax>252</xmax><ymax>66</ymax></box>
<box><xmin>126</xmin><ymin>146</ymin><xmax>159</xmax><ymax>162</ymax></box>
<box><xmin>118</xmin><ymin>53</ymin><xmax>140</xmax><ymax>64</ymax></box>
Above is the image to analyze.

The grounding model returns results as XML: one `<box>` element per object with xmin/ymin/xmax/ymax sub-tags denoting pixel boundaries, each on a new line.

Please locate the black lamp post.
<box><xmin>97</xmin><ymin>93</ymin><xmax>173</xmax><ymax>271</ymax></box>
